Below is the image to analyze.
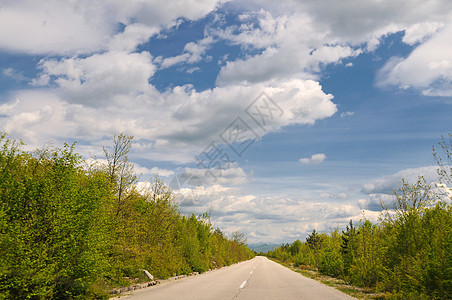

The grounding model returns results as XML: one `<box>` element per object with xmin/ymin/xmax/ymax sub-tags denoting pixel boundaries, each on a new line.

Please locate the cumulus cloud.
<box><xmin>184</xmin><ymin>163</ymin><xmax>251</xmax><ymax>186</ymax></box>
<box><xmin>361</xmin><ymin>166</ymin><xmax>439</xmax><ymax>195</ymax></box>
<box><xmin>160</xmin><ymin>36</ymin><xmax>214</xmax><ymax>69</ymax></box>
<box><xmin>213</xmin><ymin>10</ymin><xmax>362</xmax><ymax>86</ymax></box>
<box><xmin>34</xmin><ymin>51</ymin><xmax>157</xmax><ymax>107</ymax></box>
<box><xmin>134</xmin><ymin>165</ymin><xmax>175</xmax><ymax>178</ymax></box>
<box><xmin>108</xmin><ymin>23</ymin><xmax>159</xmax><ymax>52</ymax></box>
<box><xmin>359</xmin><ymin>166</ymin><xmax>443</xmax><ymax>211</ymax></box>
<box><xmin>0</xmin><ymin>99</ymin><xmax>19</xmax><ymax>116</ymax></box>
<box><xmin>300</xmin><ymin>153</ymin><xmax>326</xmax><ymax>164</ymax></box>
<box><xmin>283</xmin><ymin>0</ymin><xmax>452</xmax><ymax>46</ymax></box>
<box><xmin>376</xmin><ymin>25</ymin><xmax>452</xmax><ymax>96</ymax></box>
<box><xmin>4</xmin><ymin>58</ymin><xmax>337</xmax><ymax>161</ymax></box>
<box><xmin>1</xmin><ymin>91</ymin><xmax>72</xmax><ymax>144</ymax></box>
<box><xmin>170</xmin><ymin>183</ymin><xmax>363</xmax><ymax>243</ymax></box>
<box><xmin>0</xmin><ymin>0</ymin><xmax>223</xmax><ymax>55</ymax></box>
<box><xmin>83</xmin><ymin>158</ymin><xmax>174</xmax><ymax>179</ymax></box>
<box><xmin>3</xmin><ymin>0</ymin><xmax>449</xmax><ymax>160</ymax></box>
<box><xmin>216</xmin><ymin>1</ymin><xmax>452</xmax><ymax>98</ymax></box>
<box><xmin>2</xmin><ymin>0</ymin><xmax>451</xmax><ymax>244</ymax></box>
<box><xmin>358</xmin><ymin>194</ymin><xmax>395</xmax><ymax>211</ymax></box>
<box><xmin>402</xmin><ymin>22</ymin><xmax>443</xmax><ymax>45</ymax></box>
<box><xmin>0</xmin><ymin>1</ymin><xmax>110</xmax><ymax>55</ymax></box>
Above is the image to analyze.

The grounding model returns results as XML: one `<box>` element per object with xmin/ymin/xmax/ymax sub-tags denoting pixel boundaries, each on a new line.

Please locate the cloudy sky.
<box><xmin>1</xmin><ymin>0</ymin><xmax>451</xmax><ymax>244</ymax></box>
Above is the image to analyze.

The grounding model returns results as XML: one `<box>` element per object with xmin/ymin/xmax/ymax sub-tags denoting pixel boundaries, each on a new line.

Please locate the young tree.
<box><xmin>306</xmin><ymin>229</ymin><xmax>320</xmax><ymax>250</ymax></box>
<box><xmin>231</xmin><ymin>230</ymin><xmax>247</xmax><ymax>246</ymax></box>
<box><xmin>103</xmin><ymin>133</ymin><xmax>137</xmax><ymax>216</ymax></box>
<box><xmin>341</xmin><ymin>220</ymin><xmax>359</xmax><ymax>276</ymax></box>
<box><xmin>289</xmin><ymin>240</ymin><xmax>302</xmax><ymax>257</ymax></box>
<box><xmin>306</xmin><ymin>229</ymin><xmax>321</xmax><ymax>268</ymax></box>
<box><xmin>433</xmin><ymin>133</ymin><xmax>452</xmax><ymax>188</ymax></box>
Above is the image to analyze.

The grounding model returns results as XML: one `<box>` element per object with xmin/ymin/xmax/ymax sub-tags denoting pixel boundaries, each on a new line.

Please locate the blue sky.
<box><xmin>1</xmin><ymin>0</ymin><xmax>451</xmax><ymax>243</ymax></box>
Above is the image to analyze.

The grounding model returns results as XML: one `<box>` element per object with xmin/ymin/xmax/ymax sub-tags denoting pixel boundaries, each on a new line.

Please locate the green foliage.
<box><xmin>267</xmin><ymin>185</ymin><xmax>451</xmax><ymax>299</ymax></box>
<box><xmin>319</xmin><ymin>230</ymin><xmax>343</xmax><ymax>278</ymax></box>
<box><xmin>0</xmin><ymin>134</ymin><xmax>113</xmax><ymax>299</ymax></box>
<box><xmin>0</xmin><ymin>132</ymin><xmax>254</xmax><ymax>299</ymax></box>
<box><xmin>266</xmin><ymin>146</ymin><xmax>452</xmax><ymax>299</ymax></box>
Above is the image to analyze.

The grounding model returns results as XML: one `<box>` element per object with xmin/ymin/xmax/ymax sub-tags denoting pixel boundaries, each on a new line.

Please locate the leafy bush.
<box><xmin>0</xmin><ymin>132</ymin><xmax>255</xmax><ymax>298</ymax></box>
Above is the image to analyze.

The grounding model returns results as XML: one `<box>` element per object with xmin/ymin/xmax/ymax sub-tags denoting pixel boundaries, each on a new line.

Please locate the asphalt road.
<box><xmin>118</xmin><ymin>256</ymin><xmax>355</xmax><ymax>299</ymax></box>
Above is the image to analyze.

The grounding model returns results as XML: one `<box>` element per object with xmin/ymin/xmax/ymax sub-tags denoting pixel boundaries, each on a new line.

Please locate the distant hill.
<box><xmin>248</xmin><ymin>242</ymin><xmax>280</xmax><ymax>253</ymax></box>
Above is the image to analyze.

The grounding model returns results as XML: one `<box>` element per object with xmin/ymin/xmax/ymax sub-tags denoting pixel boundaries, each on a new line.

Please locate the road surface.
<box><xmin>118</xmin><ymin>256</ymin><xmax>355</xmax><ymax>299</ymax></box>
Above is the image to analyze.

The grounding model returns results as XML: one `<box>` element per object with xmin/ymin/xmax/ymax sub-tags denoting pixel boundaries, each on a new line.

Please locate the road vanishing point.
<box><xmin>118</xmin><ymin>256</ymin><xmax>355</xmax><ymax>299</ymax></box>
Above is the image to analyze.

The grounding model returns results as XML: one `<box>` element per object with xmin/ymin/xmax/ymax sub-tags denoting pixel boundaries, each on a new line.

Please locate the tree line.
<box><xmin>266</xmin><ymin>135</ymin><xmax>452</xmax><ymax>299</ymax></box>
<box><xmin>0</xmin><ymin>132</ymin><xmax>254</xmax><ymax>299</ymax></box>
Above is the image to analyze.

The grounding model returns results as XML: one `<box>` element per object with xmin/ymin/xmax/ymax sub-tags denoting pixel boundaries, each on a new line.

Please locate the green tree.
<box><xmin>0</xmin><ymin>132</ymin><xmax>256</xmax><ymax>298</ymax></box>
<box><xmin>341</xmin><ymin>220</ymin><xmax>359</xmax><ymax>276</ymax></box>
<box><xmin>306</xmin><ymin>229</ymin><xmax>322</xmax><ymax>268</ymax></box>
<box><xmin>319</xmin><ymin>230</ymin><xmax>344</xmax><ymax>278</ymax></box>
<box><xmin>289</xmin><ymin>240</ymin><xmax>302</xmax><ymax>257</ymax></box>
<box><xmin>103</xmin><ymin>133</ymin><xmax>137</xmax><ymax>216</ymax></box>
<box><xmin>0</xmin><ymin>136</ymin><xmax>113</xmax><ymax>299</ymax></box>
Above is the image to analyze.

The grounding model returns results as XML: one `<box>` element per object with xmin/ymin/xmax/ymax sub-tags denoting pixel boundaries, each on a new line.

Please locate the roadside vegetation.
<box><xmin>0</xmin><ymin>132</ymin><xmax>254</xmax><ymax>299</ymax></box>
<box><xmin>266</xmin><ymin>135</ymin><xmax>452</xmax><ymax>299</ymax></box>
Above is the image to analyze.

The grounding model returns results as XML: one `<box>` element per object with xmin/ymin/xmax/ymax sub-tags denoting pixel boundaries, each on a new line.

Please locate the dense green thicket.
<box><xmin>268</xmin><ymin>191</ymin><xmax>452</xmax><ymax>299</ymax></box>
<box><xmin>0</xmin><ymin>133</ymin><xmax>254</xmax><ymax>299</ymax></box>
<box><xmin>268</xmin><ymin>135</ymin><xmax>452</xmax><ymax>299</ymax></box>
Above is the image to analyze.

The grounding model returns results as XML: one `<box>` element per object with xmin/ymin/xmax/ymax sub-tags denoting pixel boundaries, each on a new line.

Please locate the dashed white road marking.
<box><xmin>250</xmin><ymin>271</ymin><xmax>253</xmax><ymax>275</ymax></box>
<box><xmin>239</xmin><ymin>281</ymin><xmax>247</xmax><ymax>289</ymax></box>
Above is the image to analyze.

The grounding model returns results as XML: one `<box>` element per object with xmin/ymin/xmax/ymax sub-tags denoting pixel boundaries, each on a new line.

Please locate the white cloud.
<box><xmin>3</xmin><ymin>0</ymin><xmax>451</xmax><ymax>244</ymax></box>
<box><xmin>358</xmin><ymin>166</ymin><xmax>447</xmax><ymax>211</ymax></box>
<box><xmin>160</xmin><ymin>54</ymin><xmax>191</xmax><ymax>69</ymax></box>
<box><xmin>310</xmin><ymin>45</ymin><xmax>362</xmax><ymax>65</ymax></box>
<box><xmin>160</xmin><ymin>36</ymin><xmax>214</xmax><ymax>69</ymax></box>
<box><xmin>1</xmin><ymin>91</ymin><xmax>71</xmax><ymax>144</ymax></box>
<box><xmin>8</xmin><ymin>49</ymin><xmax>337</xmax><ymax>161</ymax></box>
<box><xmin>186</xmin><ymin>67</ymin><xmax>200</xmax><ymax>74</ymax></box>
<box><xmin>377</xmin><ymin>25</ymin><xmax>452</xmax><ymax>96</ymax></box>
<box><xmin>134</xmin><ymin>165</ymin><xmax>175</xmax><ymax>178</ymax></box>
<box><xmin>0</xmin><ymin>99</ymin><xmax>19</xmax><ymax>116</ymax></box>
<box><xmin>184</xmin><ymin>163</ymin><xmax>251</xmax><ymax>186</ymax></box>
<box><xmin>215</xmin><ymin>1</ymin><xmax>452</xmax><ymax>98</ymax></box>
<box><xmin>282</xmin><ymin>0</ymin><xmax>452</xmax><ymax>47</ymax></box>
<box><xmin>108</xmin><ymin>23</ymin><xmax>159</xmax><ymax>52</ymax></box>
<box><xmin>402</xmin><ymin>22</ymin><xmax>443</xmax><ymax>45</ymax></box>
<box><xmin>83</xmin><ymin>158</ymin><xmax>174</xmax><ymax>181</ymax></box>
<box><xmin>3</xmin><ymin>0</ymin><xmax>450</xmax><ymax>162</ymax></box>
<box><xmin>340</xmin><ymin>111</ymin><xmax>354</xmax><ymax>118</ymax></box>
<box><xmin>172</xmin><ymin>183</ymin><xmax>362</xmax><ymax>243</ymax></box>
<box><xmin>0</xmin><ymin>1</ymin><xmax>110</xmax><ymax>55</ymax></box>
<box><xmin>0</xmin><ymin>0</ymin><xmax>223</xmax><ymax>55</ymax></box>
<box><xmin>2</xmin><ymin>68</ymin><xmax>27</xmax><ymax>82</ymax></box>
<box><xmin>434</xmin><ymin>183</ymin><xmax>452</xmax><ymax>200</ymax></box>
<box><xmin>361</xmin><ymin>166</ymin><xmax>439</xmax><ymax>195</ymax></box>
<box><xmin>35</xmin><ymin>51</ymin><xmax>157</xmax><ymax>107</ymax></box>
<box><xmin>154</xmin><ymin>78</ymin><xmax>337</xmax><ymax>153</ymax></box>
<box><xmin>358</xmin><ymin>194</ymin><xmax>395</xmax><ymax>211</ymax></box>
<box><xmin>213</xmin><ymin>10</ymin><xmax>362</xmax><ymax>86</ymax></box>
<box><xmin>321</xmin><ymin>192</ymin><xmax>348</xmax><ymax>199</ymax></box>
<box><xmin>300</xmin><ymin>153</ymin><xmax>326</xmax><ymax>164</ymax></box>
